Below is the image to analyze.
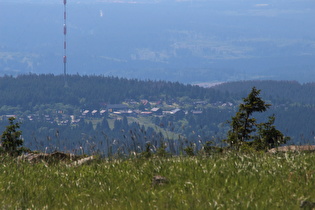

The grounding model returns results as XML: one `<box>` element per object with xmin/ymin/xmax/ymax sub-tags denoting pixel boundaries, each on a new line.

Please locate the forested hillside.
<box><xmin>213</xmin><ymin>80</ymin><xmax>315</xmax><ymax>105</ymax></box>
<box><xmin>0</xmin><ymin>74</ymin><xmax>224</xmax><ymax>110</ymax></box>
<box><xmin>0</xmin><ymin>74</ymin><xmax>314</xmax><ymax>154</ymax></box>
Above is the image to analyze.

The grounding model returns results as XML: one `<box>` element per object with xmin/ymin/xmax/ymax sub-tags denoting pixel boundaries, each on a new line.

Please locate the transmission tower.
<box><xmin>63</xmin><ymin>0</ymin><xmax>68</xmax><ymax>87</ymax></box>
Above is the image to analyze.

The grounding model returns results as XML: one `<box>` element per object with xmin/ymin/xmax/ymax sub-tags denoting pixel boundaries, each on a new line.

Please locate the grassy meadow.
<box><xmin>1</xmin><ymin>152</ymin><xmax>315</xmax><ymax>209</ymax></box>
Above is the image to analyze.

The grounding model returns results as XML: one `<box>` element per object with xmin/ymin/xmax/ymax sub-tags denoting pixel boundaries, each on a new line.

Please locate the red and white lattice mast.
<box><xmin>63</xmin><ymin>0</ymin><xmax>68</xmax><ymax>87</ymax></box>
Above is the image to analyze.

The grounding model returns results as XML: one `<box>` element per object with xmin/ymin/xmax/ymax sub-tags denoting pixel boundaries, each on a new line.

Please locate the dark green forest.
<box><xmin>214</xmin><ymin>80</ymin><xmax>315</xmax><ymax>105</ymax></box>
<box><xmin>0</xmin><ymin>74</ymin><xmax>314</xmax><ymax>154</ymax></box>
<box><xmin>0</xmin><ymin>74</ymin><xmax>225</xmax><ymax>110</ymax></box>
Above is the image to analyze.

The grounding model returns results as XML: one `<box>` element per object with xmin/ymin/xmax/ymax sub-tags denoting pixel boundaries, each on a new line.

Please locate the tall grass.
<box><xmin>1</xmin><ymin>152</ymin><xmax>315</xmax><ymax>209</ymax></box>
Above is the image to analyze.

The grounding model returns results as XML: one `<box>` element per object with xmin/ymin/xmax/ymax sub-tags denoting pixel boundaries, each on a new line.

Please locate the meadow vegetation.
<box><xmin>1</xmin><ymin>152</ymin><xmax>315</xmax><ymax>209</ymax></box>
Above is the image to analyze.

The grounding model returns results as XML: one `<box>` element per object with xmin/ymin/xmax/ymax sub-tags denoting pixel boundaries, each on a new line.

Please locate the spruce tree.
<box><xmin>225</xmin><ymin>87</ymin><xmax>288</xmax><ymax>151</ymax></box>
<box><xmin>1</xmin><ymin>117</ymin><xmax>24</xmax><ymax>156</ymax></box>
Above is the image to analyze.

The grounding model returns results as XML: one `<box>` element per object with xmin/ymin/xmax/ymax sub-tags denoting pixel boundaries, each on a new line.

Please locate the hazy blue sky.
<box><xmin>0</xmin><ymin>0</ymin><xmax>314</xmax><ymax>83</ymax></box>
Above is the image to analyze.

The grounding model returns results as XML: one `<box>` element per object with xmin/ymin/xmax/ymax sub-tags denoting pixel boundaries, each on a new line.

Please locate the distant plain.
<box><xmin>0</xmin><ymin>0</ymin><xmax>314</xmax><ymax>83</ymax></box>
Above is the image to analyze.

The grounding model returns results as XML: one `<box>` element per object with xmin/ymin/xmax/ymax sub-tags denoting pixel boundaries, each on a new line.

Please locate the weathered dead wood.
<box><xmin>152</xmin><ymin>175</ymin><xmax>168</xmax><ymax>186</ymax></box>
<box><xmin>268</xmin><ymin>145</ymin><xmax>315</xmax><ymax>154</ymax></box>
<box><xmin>300</xmin><ymin>200</ymin><xmax>315</xmax><ymax>209</ymax></box>
<box><xmin>18</xmin><ymin>152</ymin><xmax>93</xmax><ymax>166</ymax></box>
<box><xmin>69</xmin><ymin>156</ymin><xmax>95</xmax><ymax>167</ymax></box>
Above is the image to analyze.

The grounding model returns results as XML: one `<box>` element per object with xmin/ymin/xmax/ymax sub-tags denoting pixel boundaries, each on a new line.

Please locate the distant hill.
<box><xmin>0</xmin><ymin>75</ymin><xmax>314</xmax><ymax>152</ymax></box>
<box><xmin>213</xmin><ymin>80</ymin><xmax>315</xmax><ymax>105</ymax></box>
<box><xmin>0</xmin><ymin>74</ymin><xmax>223</xmax><ymax>110</ymax></box>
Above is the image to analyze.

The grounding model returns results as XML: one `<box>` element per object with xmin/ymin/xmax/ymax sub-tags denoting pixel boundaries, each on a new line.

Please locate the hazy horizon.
<box><xmin>0</xmin><ymin>0</ymin><xmax>314</xmax><ymax>83</ymax></box>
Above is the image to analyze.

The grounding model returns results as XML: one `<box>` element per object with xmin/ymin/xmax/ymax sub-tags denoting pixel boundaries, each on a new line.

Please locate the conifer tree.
<box><xmin>225</xmin><ymin>87</ymin><xmax>288</xmax><ymax>150</ymax></box>
<box><xmin>254</xmin><ymin>115</ymin><xmax>290</xmax><ymax>151</ymax></box>
<box><xmin>1</xmin><ymin>117</ymin><xmax>24</xmax><ymax>156</ymax></box>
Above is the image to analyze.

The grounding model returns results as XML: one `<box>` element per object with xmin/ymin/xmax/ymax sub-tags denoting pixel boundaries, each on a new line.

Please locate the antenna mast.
<box><xmin>63</xmin><ymin>0</ymin><xmax>68</xmax><ymax>87</ymax></box>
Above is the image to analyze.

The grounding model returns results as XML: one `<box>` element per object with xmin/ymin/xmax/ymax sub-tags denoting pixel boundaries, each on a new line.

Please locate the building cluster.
<box><xmin>1</xmin><ymin>99</ymin><xmax>234</xmax><ymax>126</ymax></box>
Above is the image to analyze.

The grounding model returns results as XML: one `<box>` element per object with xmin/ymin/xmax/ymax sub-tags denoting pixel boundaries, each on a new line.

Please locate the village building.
<box><xmin>107</xmin><ymin>104</ymin><xmax>129</xmax><ymax>112</ymax></box>
<box><xmin>151</xmin><ymin>107</ymin><xmax>163</xmax><ymax>115</ymax></box>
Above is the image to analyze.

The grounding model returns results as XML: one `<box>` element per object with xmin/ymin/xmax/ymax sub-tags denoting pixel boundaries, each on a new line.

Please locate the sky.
<box><xmin>0</xmin><ymin>0</ymin><xmax>314</xmax><ymax>83</ymax></box>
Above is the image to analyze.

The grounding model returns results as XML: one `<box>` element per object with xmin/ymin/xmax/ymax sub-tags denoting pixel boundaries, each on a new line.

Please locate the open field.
<box><xmin>1</xmin><ymin>152</ymin><xmax>315</xmax><ymax>209</ymax></box>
